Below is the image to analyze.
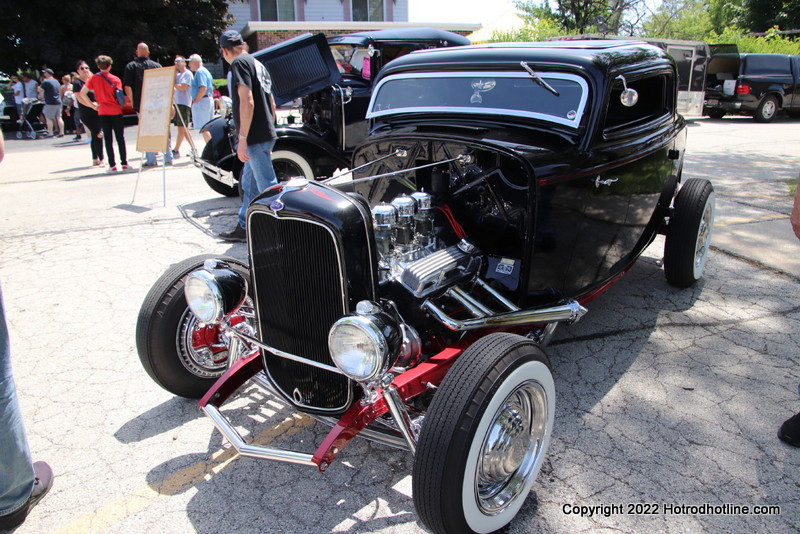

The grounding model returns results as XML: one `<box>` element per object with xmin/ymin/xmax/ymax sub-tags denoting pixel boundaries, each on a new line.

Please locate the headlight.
<box><xmin>185</xmin><ymin>270</ymin><xmax>224</xmax><ymax>324</ymax></box>
<box><xmin>184</xmin><ymin>261</ymin><xmax>248</xmax><ymax>324</ymax></box>
<box><xmin>328</xmin><ymin>315</ymin><xmax>388</xmax><ymax>382</ymax></box>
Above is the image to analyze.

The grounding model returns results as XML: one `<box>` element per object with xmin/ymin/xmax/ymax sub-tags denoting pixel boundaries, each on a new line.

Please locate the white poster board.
<box><xmin>136</xmin><ymin>66</ymin><xmax>176</xmax><ymax>153</ymax></box>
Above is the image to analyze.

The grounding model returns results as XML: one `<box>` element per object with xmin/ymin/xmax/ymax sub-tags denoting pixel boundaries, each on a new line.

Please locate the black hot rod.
<box><xmin>137</xmin><ymin>41</ymin><xmax>714</xmax><ymax>533</ymax></box>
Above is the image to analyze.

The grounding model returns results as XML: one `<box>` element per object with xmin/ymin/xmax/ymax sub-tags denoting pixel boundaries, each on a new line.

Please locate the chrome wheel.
<box><xmin>136</xmin><ymin>255</ymin><xmax>251</xmax><ymax>398</ymax></box>
<box><xmin>414</xmin><ymin>333</ymin><xmax>554</xmax><ymax>534</ymax></box>
<box><xmin>693</xmin><ymin>195</ymin><xmax>715</xmax><ymax>279</ymax></box>
<box><xmin>664</xmin><ymin>178</ymin><xmax>715</xmax><ymax>288</ymax></box>
<box><xmin>176</xmin><ymin>297</ymin><xmax>256</xmax><ymax>378</ymax></box>
<box><xmin>476</xmin><ymin>380</ymin><xmax>548</xmax><ymax>515</ymax></box>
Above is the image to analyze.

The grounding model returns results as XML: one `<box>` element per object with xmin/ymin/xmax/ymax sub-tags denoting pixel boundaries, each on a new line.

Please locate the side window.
<box><xmin>603</xmin><ymin>74</ymin><xmax>674</xmax><ymax>134</ymax></box>
<box><xmin>744</xmin><ymin>55</ymin><xmax>790</xmax><ymax>76</ymax></box>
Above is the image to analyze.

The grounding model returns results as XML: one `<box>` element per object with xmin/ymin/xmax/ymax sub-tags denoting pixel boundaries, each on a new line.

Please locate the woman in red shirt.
<box><xmin>80</xmin><ymin>55</ymin><xmax>128</xmax><ymax>172</ymax></box>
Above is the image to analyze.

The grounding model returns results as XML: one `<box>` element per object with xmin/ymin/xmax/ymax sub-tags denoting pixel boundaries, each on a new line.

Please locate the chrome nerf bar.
<box><xmin>201</xmin><ymin>404</ymin><xmax>317</xmax><ymax>467</ymax></box>
<box><xmin>191</xmin><ymin>154</ymin><xmax>237</xmax><ymax>188</ymax></box>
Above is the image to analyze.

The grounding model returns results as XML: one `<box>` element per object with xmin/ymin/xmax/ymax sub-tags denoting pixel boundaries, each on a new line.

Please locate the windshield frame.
<box><xmin>367</xmin><ymin>71</ymin><xmax>590</xmax><ymax>129</ymax></box>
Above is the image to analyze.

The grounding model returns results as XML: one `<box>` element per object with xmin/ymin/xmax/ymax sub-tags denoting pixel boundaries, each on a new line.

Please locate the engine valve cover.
<box><xmin>399</xmin><ymin>245</ymin><xmax>480</xmax><ymax>298</ymax></box>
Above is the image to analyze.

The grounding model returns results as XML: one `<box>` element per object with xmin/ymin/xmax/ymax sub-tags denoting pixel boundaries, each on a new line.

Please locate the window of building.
<box><xmin>261</xmin><ymin>0</ymin><xmax>295</xmax><ymax>21</ymax></box>
<box><xmin>353</xmin><ymin>0</ymin><xmax>384</xmax><ymax>21</ymax></box>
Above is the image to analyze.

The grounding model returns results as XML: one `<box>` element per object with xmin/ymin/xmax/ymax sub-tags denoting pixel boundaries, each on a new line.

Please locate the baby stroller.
<box><xmin>16</xmin><ymin>98</ymin><xmax>46</xmax><ymax>139</ymax></box>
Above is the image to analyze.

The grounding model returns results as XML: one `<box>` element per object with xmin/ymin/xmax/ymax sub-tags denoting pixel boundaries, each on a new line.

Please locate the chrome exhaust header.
<box><xmin>422</xmin><ymin>278</ymin><xmax>587</xmax><ymax>332</ymax></box>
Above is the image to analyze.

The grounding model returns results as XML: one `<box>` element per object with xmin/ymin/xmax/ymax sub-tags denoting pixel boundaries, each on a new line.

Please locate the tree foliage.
<box><xmin>0</xmin><ymin>0</ymin><xmax>232</xmax><ymax>77</ymax></box>
<box><xmin>516</xmin><ymin>0</ymin><xmax>609</xmax><ymax>33</ymax></box>
<box><xmin>514</xmin><ymin>0</ymin><xmax>651</xmax><ymax>36</ymax></box>
<box><xmin>742</xmin><ymin>0</ymin><xmax>800</xmax><ymax>33</ymax></box>
<box><xmin>642</xmin><ymin>0</ymin><xmax>800</xmax><ymax>53</ymax></box>
<box><xmin>708</xmin><ymin>26</ymin><xmax>800</xmax><ymax>54</ymax></box>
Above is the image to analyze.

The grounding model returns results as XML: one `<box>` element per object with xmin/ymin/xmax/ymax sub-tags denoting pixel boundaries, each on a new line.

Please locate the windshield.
<box><xmin>367</xmin><ymin>71</ymin><xmax>589</xmax><ymax>128</ymax></box>
<box><xmin>330</xmin><ymin>44</ymin><xmax>372</xmax><ymax>78</ymax></box>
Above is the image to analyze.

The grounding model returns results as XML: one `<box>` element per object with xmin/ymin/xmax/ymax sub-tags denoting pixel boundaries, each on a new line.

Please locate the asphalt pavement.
<box><xmin>0</xmin><ymin>115</ymin><xmax>798</xmax><ymax>534</ymax></box>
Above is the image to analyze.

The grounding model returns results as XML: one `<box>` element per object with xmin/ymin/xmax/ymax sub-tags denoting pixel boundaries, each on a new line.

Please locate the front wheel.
<box><xmin>754</xmin><ymin>95</ymin><xmax>778</xmax><ymax>123</ymax></box>
<box><xmin>136</xmin><ymin>255</ymin><xmax>251</xmax><ymax>398</ymax></box>
<box><xmin>664</xmin><ymin>178</ymin><xmax>715</xmax><ymax>288</ymax></box>
<box><xmin>413</xmin><ymin>333</ymin><xmax>554</xmax><ymax>534</ymax></box>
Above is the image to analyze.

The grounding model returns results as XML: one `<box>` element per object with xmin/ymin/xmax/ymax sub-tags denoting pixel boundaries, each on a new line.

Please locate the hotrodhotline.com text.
<box><xmin>562</xmin><ymin>503</ymin><xmax>782</xmax><ymax>518</ymax></box>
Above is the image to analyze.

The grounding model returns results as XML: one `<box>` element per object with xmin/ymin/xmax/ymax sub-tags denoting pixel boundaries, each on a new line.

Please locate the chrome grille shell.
<box><xmin>246</xmin><ymin>182</ymin><xmax>377</xmax><ymax>414</ymax></box>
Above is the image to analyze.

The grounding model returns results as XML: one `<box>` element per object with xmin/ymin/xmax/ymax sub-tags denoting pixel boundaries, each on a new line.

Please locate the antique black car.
<box><xmin>195</xmin><ymin>27</ymin><xmax>470</xmax><ymax>196</ymax></box>
<box><xmin>137</xmin><ymin>41</ymin><xmax>714</xmax><ymax>533</ymax></box>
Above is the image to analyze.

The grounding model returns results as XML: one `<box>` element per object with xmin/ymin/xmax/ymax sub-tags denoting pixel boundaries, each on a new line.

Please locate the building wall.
<box><xmin>227</xmin><ymin>0</ymin><xmax>411</xmax><ymax>25</ymax></box>
<box><xmin>227</xmin><ymin>0</ymin><xmax>252</xmax><ymax>31</ymax></box>
<box><xmin>305</xmin><ymin>0</ymin><xmax>344</xmax><ymax>21</ymax></box>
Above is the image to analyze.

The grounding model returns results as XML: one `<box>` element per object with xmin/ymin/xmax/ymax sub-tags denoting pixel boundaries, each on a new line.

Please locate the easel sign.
<box><xmin>136</xmin><ymin>66</ymin><xmax>176</xmax><ymax>153</ymax></box>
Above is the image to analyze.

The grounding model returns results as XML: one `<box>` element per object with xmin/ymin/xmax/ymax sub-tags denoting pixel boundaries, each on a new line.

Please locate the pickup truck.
<box><xmin>704</xmin><ymin>52</ymin><xmax>800</xmax><ymax>122</ymax></box>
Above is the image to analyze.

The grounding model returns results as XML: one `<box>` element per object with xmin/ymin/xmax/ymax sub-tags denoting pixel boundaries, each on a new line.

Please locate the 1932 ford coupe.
<box><xmin>137</xmin><ymin>41</ymin><xmax>714</xmax><ymax>533</ymax></box>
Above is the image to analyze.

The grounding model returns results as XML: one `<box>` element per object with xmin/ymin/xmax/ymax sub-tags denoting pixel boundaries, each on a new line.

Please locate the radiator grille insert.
<box><xmin>248</xmin><ymin>211</ymin><xmax>353</xmax><ymax>412</ymax></box>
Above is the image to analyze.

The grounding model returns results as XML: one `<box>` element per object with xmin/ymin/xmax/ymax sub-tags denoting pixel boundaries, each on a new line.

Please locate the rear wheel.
<box><xmin>272</xmin><ymin>149</ymin><xmax>315</xmax><ymax>181</ymax></box>
<box><xmin>136</xmin><ymin>255</ymin><xmax>251</xmax><ymax>398</ymax></box>
<box><xmin>413</xmin><ymin>333</ymin><xmax>554</xmax><ymax>534</ymax></box>
<box><xmin>754</xmin><ymin>95</ymin><xmax>779</xmax><ymax>123</ymax></box>
<box><xmin>706</xmin><ymin>109</ymin><xmax>726</xmax><ymax>119</ymax></box>
<box><xmin>201</xmin><ymin>143</ymin><xmax>240</xmax><ymax>197</ymax></box>
<box><xmin>664</xmin><ymin>178</ymin><xmax>715</xmax><ymax>288</ymax></box>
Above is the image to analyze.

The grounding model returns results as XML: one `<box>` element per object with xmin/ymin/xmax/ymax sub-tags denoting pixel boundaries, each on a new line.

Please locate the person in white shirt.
<box><xmin>171</xmin><ymin>56</ymin><xmax>193</xmax><ymax>157</ymax></box>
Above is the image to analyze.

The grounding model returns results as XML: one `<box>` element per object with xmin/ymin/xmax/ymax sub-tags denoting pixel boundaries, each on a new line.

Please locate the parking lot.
<box><xmin>0</xmin><ymin>115</ymin><xmax>798</xmax><ymax>534</ymax></box>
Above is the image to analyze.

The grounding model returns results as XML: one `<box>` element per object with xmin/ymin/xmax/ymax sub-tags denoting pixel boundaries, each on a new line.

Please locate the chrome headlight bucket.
<box><xmin>185</xmin><ymin>260</ymin><xmax>248</xmax><ymax>324</ymax></box>
<box><xmin>328</xmin><ymin>305</ymin><xmax>403</xmax><ymax>383</ymax></box>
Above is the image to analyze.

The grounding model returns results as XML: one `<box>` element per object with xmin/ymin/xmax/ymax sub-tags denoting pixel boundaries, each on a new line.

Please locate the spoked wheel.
<box><xmin>664</xmin><ymin>178</ymin><xmax>715</xmax><ymax>288</ymax></box>
<box><xmin>413</xmin><ymin>333</ymin><xmax>555</xmax><ymax>534</ymax></box>
<box><xmin>136</xmin><ymin>255</ymin><xmax>252</xmax><ymax>398</ymax></box>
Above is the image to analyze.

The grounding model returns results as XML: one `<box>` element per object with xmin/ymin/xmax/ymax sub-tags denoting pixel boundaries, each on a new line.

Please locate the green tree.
<box><xmin>742</xmin><ymin>0</ymin><xmax>800</xmax><ymax>32</ymax></box>
<box><xmin>642</xmin><ymin>0</ymin><xmax>713</xmax><ymax>40</ymax></box>
<box><xmin>0</xmin><ymin>0</ymin><xmax>232</xmax><ymax>76</ymax></box>
<box><xmin>708</xmin><ymin>0</ymin><xmax>746</xmax><ymax>34</ymax></box>
<box><xmin>516</xmin><ymin>0</ymin><xmax>610</xmax><ymax>33</ymax></box>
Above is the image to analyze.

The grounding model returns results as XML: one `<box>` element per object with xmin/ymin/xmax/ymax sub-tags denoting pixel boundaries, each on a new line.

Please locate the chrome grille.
<box><xmin>248</xmin><ymin>211</ymin><xmax>353</xmax><ymax>412</ymax></box>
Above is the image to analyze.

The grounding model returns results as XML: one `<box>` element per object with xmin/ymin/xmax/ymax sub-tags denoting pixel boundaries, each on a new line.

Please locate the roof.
<box><xmin>326</xmin><ymin>27</ymin><xmax>470</xmax><ymax>47</ymax></box>
<box><xmin>377</xmin><ymin>40</ymin><xmax>671</xmax><ymax>80</ymax></box>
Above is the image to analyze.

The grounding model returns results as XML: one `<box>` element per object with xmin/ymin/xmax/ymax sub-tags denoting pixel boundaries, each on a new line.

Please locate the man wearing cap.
<box><xmin>187</xmin><ymin>54</ymin><xmax>214</xmax><ymax>141</ymax></box>
<box><xmin>171</xmin><ymin>56</ymin><xmax>193</xmax><ymax>157</ymax></box>
<box><xmin>124</xmin><ymin>42</ymin><xmax>173</xmax><ymax>167</ymax></box>
<box><xmin>218</xmin><ymin>29</ymin><xmax>278</xmax><ymax>242</ymax></box>
<box><xmin>38</xmin><ymin>69</ymin><xmax>64</xmax><ymax>137</ymax></box>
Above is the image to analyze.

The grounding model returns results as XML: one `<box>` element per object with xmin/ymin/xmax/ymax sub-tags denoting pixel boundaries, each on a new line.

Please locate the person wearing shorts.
<box><xmin>38</xmin><ymin>69</ymin><xmax>64</xmax><ymax>137</ymax></box>
<box><xmin>172</xmin><ymin>56</ymin><xmax>193</xmax><ymax>157</ymax></box>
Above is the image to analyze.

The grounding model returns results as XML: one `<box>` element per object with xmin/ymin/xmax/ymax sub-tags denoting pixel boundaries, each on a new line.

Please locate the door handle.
<box><xmin>595</xmin><ymin>176</ymin><xmax>619</xmax><ymax>188</ymax></box>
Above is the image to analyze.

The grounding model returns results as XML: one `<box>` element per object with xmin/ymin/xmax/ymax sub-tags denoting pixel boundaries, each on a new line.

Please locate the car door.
<box><xmin>565</xmin><ymin>72</ymin><xmax>682</xmax><ymax>293</ymax></box>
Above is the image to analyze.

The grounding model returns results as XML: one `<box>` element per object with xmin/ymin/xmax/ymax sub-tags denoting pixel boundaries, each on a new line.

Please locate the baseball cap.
<box><xmin>188</xmin><ymin>54</ymin><xmax>202</xmax><ymax>62</ymax></box>
<box><xmin>43</xmin><ymin>68</ymin><xmax>54</xmax><ymax>75</ymax></box>
<box><xmin>219</xmin><ymin>30</ymin><xmax>244</xmax><ymax>49</ymax></box>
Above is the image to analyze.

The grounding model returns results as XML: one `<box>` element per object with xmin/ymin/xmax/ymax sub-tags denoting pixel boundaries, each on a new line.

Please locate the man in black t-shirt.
<box><xmin>123</xmin><ymin>42</ymin><xmax>172</xmax><ymax>166</ymax></box>
<box><xmin>219</xmin><ymin>30</ymin><xmax>278</xmax><ymax>241</ymax></box>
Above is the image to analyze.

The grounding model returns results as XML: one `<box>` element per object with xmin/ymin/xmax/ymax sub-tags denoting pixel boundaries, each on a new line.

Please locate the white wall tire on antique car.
<box><xmin>412</xmin><ymin>333</ymin><xmax>555</xmax><ymax>534</ymax></box>
<box><xmin>664</xmin><ymin>178</ymin><xmax>715</xmax><ymax>288</ymax></box>
<box><xmin>135</xmin><ymin>255</ymin><xmax>251</xmax><ymax>399</ymax></box>
<box><xmin>271</xmin><ymin>149</ymin><xmax>315</xmax><ymax>182</ymax></box>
